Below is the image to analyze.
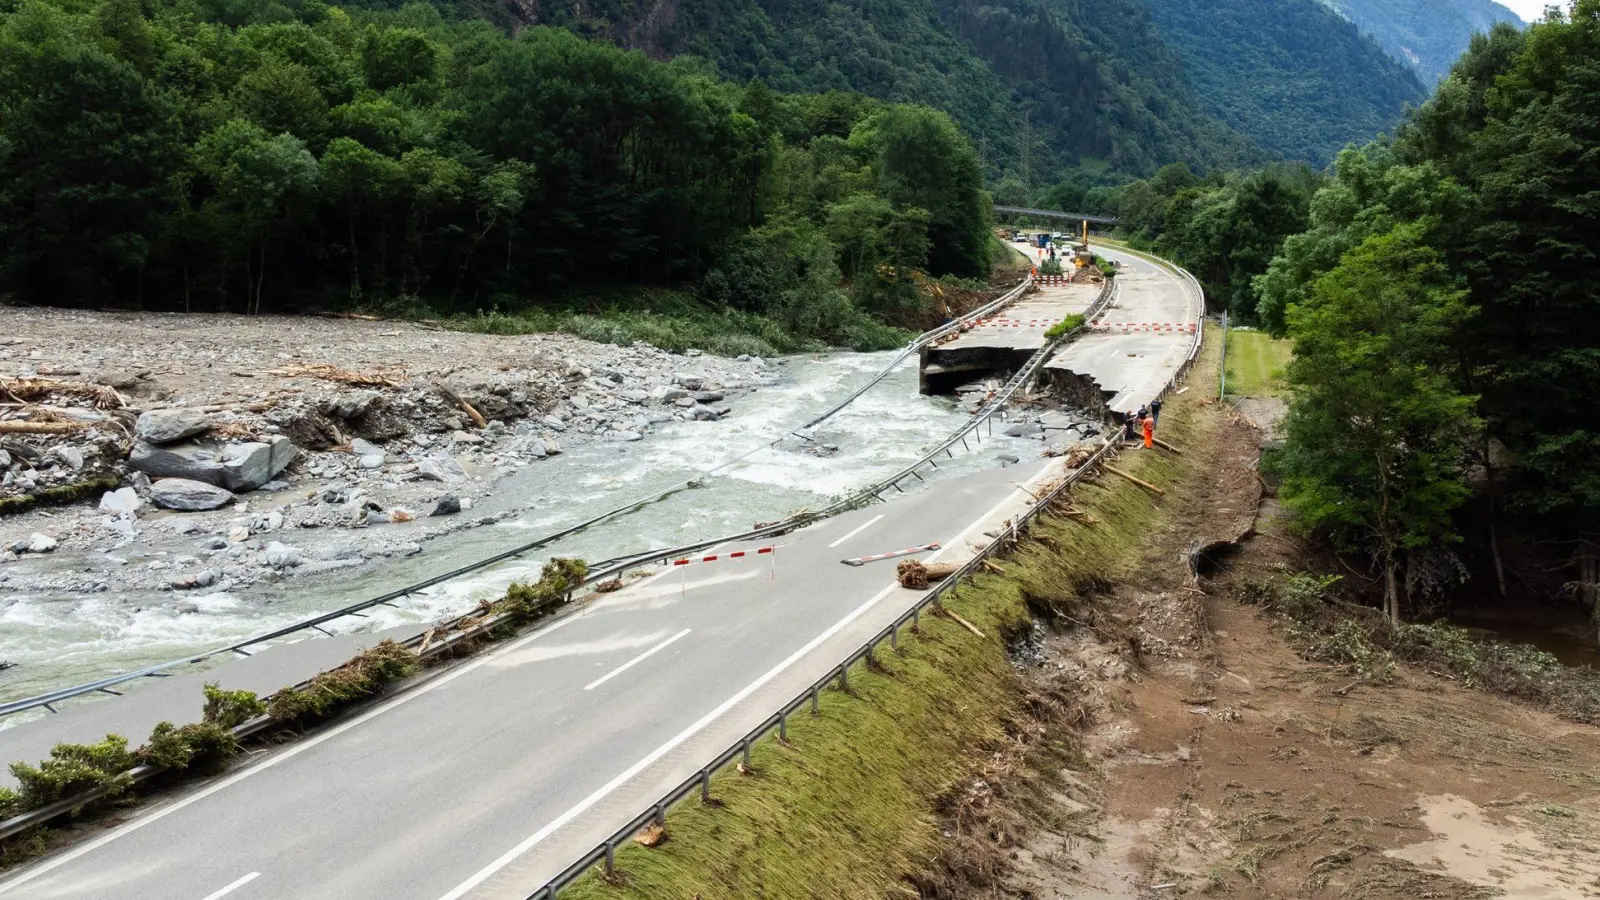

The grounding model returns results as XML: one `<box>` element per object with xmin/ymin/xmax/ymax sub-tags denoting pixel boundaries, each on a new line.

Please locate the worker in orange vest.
<box><xmin>1141</xmin><ymin>412</ymin><xmax>1154</xmax><ymax>449</ymax></box>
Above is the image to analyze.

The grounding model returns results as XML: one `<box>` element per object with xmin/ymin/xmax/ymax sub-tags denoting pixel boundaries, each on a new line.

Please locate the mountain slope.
<box><xmin>482</xmin><ymin>0</ymin><xmax>1265</xmax><ymax>177</ymax></box>
<box><xmin>1143</xmin><ymin>0</ymin><xmax>1429</xmax><ymax>165</ymax></box>
<box><xmin>1322</xmin><ymin>0</ymin><xmax>1523</xmax><ymax>83</ymax></box>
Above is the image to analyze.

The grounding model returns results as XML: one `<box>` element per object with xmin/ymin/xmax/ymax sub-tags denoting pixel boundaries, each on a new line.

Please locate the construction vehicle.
<box><xmin>1072</xmin><ymin>219</ymin><xmax>1091</xmax><ymax>268</ymax></box>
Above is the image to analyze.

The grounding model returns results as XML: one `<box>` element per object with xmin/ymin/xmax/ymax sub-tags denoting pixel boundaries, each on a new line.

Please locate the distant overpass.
<box><xmin>994</xmin><ymin>205</ymin><xmax>1119</xmax><ymax>226</ymax></box>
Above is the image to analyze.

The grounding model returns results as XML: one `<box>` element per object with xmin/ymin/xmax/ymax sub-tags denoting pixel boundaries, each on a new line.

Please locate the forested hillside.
<box><xmin>1322</xmin><ymin>0</ymin><xmax>1523</xmax><ymax>82</ymax></box>
<box><xmin>498</xmin><ymin>0</ymin><xmax>1265</xmax><ymax>179</ymax></box>
<box><xmin>0</xmin><ymin>0</ymin><xmax>991</xmax><ymax>347</ymax></box>
<box><xmin>1143</xmin><ymin>0</ymin><xmax>1428</xmax><ymax>164</ymax></box>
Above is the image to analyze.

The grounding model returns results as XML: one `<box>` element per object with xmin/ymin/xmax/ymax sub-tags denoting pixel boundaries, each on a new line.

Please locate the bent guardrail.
<box><xmin>0</xmin><ymin>279</ymin><xmax>1036</xmax><ymax>720</ymax></box>
<box><xmin>525</xmin><ymin>262</ymin><xmax>1202</xmax><ymax>900</ymax></box>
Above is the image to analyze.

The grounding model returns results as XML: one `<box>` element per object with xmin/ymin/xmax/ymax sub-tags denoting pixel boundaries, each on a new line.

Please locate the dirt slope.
<box><xmin>985</xmin><ymin>404</ymin><xmax>1600</xmax><ymax>899</ymax></box>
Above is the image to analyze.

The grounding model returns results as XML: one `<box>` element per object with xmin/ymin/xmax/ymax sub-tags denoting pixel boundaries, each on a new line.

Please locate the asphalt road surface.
<box><xmin>1047</xmin><ymin>245</ymin><xmax>1203</xmax><ymax>412</ymax></box>
<box><xmin>0</xmin><ymin>458</ymin><xmax>1062</xmax><ymax>900</ymax></box>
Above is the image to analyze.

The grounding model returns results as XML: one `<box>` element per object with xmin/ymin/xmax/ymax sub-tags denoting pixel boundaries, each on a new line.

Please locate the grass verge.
<box><xmin>1223</xmin><ymin>329</ymin><xmax>1293</xmax><ymax>398</ymax></box>
<box><xmin>559</xmin><ymin>328</ymin><xmax>1216</xmax><ymax>900</ymax></box>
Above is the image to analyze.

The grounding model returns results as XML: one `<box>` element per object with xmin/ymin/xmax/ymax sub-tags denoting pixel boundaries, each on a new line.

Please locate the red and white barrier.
<box><xmin>669</xmin><ymin>545</ymin><xmax>778</xmax><ymax>592</ymax></box>
<box><xmin>840</xmin><ymin>542</ymin><xmax>941</xmax><ymax>567</ymax></box>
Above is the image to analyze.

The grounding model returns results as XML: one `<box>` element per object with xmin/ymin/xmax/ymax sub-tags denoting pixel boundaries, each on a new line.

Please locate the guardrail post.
<box><xmin>837</xmin><ymin>664</ymin><xmax>849</xmax><ymax>692</ymax></box>
<box><xmin>778</xmin><ymin>710</ymin><xmax>787</xmax><ymax>743</ymax></box>
<box><xmin>890</xmin><ymin>624</ymin><xmax>898</xmax><ymax>650</ymax></box>
<box><xmin>741</xmin><ymin>737</ymin><xmax>752</xmax><ymax>770</ymax></box>
<box><xmin>810</xmin><ymin>685</ymin><xmax>820</xmax><ymax>714</ymax></box>
<box><xmin>603</xmin><ymin>840</ymin><xmax>615</xmax><ymax>876</ymax></box>
<box><xmin>912</xmin><ymin>605</ymin><xmax>920</xmax><ymax>633</ymax></box>
<box><xmin>700</xmin><ymin>769</ymin><xmax>713</xmax><ymax>803</ymax></box>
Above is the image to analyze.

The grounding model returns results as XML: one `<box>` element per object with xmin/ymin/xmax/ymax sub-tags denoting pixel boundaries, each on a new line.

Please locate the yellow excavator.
<box><xmin>1071</xmin><ymin>219</ymin><xmax>1091</xmax><ymax>268</ymax></box>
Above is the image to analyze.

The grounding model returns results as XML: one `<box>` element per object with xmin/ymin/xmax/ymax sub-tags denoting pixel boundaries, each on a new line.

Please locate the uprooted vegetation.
<box><xmin>1241</xmin><ymin>572</ymin><xmax>1600</xmax><ymax>722</ymax></box>
<box><xmin>266</xmin><ymin>640</ymin><xmax>419</xmax><ymax>723</ymax></box>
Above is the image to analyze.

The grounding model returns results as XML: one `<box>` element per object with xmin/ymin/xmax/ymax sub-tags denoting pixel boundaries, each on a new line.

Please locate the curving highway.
<box><xmin>0</xmin><ymin>244</ymin><xmax>1202</xmax><ymax>900</ymax></box>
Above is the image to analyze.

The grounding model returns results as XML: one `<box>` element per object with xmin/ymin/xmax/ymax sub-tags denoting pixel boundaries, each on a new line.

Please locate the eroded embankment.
<box><xmin>556</xmin><ymin>331</ymin><xmax>1222</xmax><ymax>900</ymax></box>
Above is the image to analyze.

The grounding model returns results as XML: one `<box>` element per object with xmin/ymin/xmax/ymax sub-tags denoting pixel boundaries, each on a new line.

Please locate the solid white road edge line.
<box><xmin>434</xmin><ymin>466</ymin><xmax>1051</xmax><ymax>900</ymax></box>
<box><xmin>0</xmin><ymin>614</ymin><xmax>588</xmax><ymax>896</ymax></box>
<box><xmin>827</xmin><ymin>513</ymin><xmax>884</xmax><ymax>549</ymax></box>
<box><xmin>584</xmin><ymin>630</ymin><xmax>691</xmax><ymax>691</ymax></box>
<box><xmin>198</xmin><ymin>872</ymin><xmax>260</xmax><ymax>900</ymax></box>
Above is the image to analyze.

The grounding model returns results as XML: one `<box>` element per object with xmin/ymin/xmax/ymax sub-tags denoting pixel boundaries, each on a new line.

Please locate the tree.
<box><xmin>1275</xmin><ymin>223</ymin><xmax>1479</xmax><ymax>624</ymax></box>
<box><xmin>194</xmin><ymin>119</ymin><xmax>320</xmax><ymax>313</ymax></box>
<box><xmin>850</xmin><ymin>105</ymin><xmax>992</xmax><ymax>278</ymax></box>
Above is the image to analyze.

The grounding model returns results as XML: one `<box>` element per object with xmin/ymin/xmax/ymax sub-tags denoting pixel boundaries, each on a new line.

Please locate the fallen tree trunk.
<box><xmin>1105</xmin><ymin>464</ymin><xmax>1165</xmax><ymax>496</ymax></box>
<box><xmin>0</xmin><ymin>421</ymin><xmax>85</xmax><ymax>435</ymax></box>
<box><xmin>433</xmin><ymin>381</ymin><xmax>487</xmax><ymax>429</ymax></box>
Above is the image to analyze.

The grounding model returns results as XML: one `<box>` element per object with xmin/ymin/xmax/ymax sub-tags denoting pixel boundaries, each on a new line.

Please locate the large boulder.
<box><xmin>148</xmin><ymin>478</ymin><xmax>235</xmax><ymax>511</ymax></box>
<box><xmin>135</xmin><ymin>409</ymin><xmax>213</xmax><ymax>444</ymax></box>
<box><xmin>129</xmin><ymin>439</ymin><xmax>294</xmax><ymax>492</ymax></box>
<box><xmin>415</xmin><ymin>454</ymin><xmax>466</xmax><ymax>483</ymax></box>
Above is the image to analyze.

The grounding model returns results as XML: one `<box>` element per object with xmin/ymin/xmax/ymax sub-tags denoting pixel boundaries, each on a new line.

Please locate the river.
<box><xmin>0</xmin><ymin>351</ymin><xmax>1043</xmax><ymax>705</ymax></box>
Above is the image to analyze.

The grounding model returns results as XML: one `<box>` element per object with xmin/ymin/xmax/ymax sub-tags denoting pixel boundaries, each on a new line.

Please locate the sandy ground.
<box><xmin>965</xmin><ymin>402</ymin><xmax>1600</xmax><ymax>900</ymax></box>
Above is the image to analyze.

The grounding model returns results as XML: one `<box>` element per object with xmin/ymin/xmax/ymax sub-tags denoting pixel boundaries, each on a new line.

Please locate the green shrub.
<box><xmin>0</xmin><ymin>786</ymin><xmax>18</xmax><ymax>819</ymax></box>
<box><xmin>201</xmin><ymin>682</ymin><xmax>267</xmax><ymax>730</ymax></box>
<box><xmin>267</xmin><ymin>640</ymin><xmax>418</xmax><ymax>723</ymax></box>
<box><xmin>138</xmin><ymin>722</ymin><xmax>241</xmax><ymax>774</ymax></box>
<box><xmin>8</xmin><ymin>735</ymin><xmax>135</xmax><ymax>811</ymax></box>
<box><xmin>1044</xmin><ymin>313</ymin><xmax>1087</xmax><ymax>340</ymax></box>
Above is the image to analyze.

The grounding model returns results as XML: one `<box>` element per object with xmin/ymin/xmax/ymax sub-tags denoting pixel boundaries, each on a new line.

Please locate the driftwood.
<box><xmin>1105</xmin><ymin>464</ymin><xmax>1166</xmax><ymax>496</ymax></box>
<box><xmin>896</xmin><ymin>559</ymin><xmax>960</xmax><ymax>589</ymax></box>
<box><xmin>433</xmin><ymin>381</ymin><xmax>487</xmax><ymax>429</ymax></box>
<box><xmin>0</xmin><ymin>378</ymin><xmax>126</xmax><ymax>409</ymax></box>
<box><xmin>1152</xmin><ymin>437</ymin><xmax>1183</xmax><ymax>455</ymax></box>
<box><xmin>0</xmin><ymin>421</ymin><xmax>86</xmax><ymax>435</ymax></box>
<box><xmin>943</xmin><ymin>608</ymin><xmax>986</xmax><ymax>638</ymax></box>
<box><xmin>270</xmin><ymin>364</ymin><xmax>403</xmax><ymax>388</ymax></box>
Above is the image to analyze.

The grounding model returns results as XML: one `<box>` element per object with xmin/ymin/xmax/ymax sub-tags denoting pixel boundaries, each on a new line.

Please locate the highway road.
<box><xmin>1047</xmin><ymin>244</ymin><xmax>1203</xmax><ymax>413</ymax></box>
<box><xmin>0</xmin><ymin>457</ymin><xmax>1066</xmax><ymax>900</ymax></box>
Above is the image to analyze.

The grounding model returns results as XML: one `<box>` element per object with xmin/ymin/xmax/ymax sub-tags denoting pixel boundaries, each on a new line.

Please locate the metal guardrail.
<box><xmin>0</xmin><ymin>280</ymin><xmax>1036</xmax><ymax>720</ymax></box>
<box><xmin>525</xmin><ymin>262</ymin><xmax>1203</xmax><ymax>899</ymax></box>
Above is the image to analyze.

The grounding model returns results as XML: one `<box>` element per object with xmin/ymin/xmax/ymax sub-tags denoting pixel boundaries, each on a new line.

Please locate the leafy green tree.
<box><xmin>1276</xmin><ymin>223</ymin><xmax>1479</xmax><ymax>624</ymax></box>
<box><xmin>850</xmin><ymin>106</ymin><xmax>991</xmax><ymax>278</ymax></box>
<box><xmin>320</xmin><ymin>136</ymin><xmax>401</xmax><ymax>302</ymax></box>
<box><xmin>194</xmin><ymin>118</ymin><xmax>319</xmax><ymax>312</ymax></box>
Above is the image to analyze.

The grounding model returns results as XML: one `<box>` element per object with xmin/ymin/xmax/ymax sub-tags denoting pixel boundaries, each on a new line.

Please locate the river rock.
<box><xmin>53</xmin><ymin>446</ymin><xmax>85</xmax><ymax>470</ymax></box>
<box><xmin>98</xmin><ymin>487</ymin><xmax>141</xmax><ymax>515</ymax></box>
<box><xmin>129</xmin><ymin>440</ymin><xmax>292</xmax><ymax>492</ymax></box>
<box><xmin>430</xmin><ymin>494</ymin><xmax>461</xmax><ymax>517</ymax></box>
<box><xmin>610</xmin><ymin>430</ymin><xmax>643</xmax><ymax>442</ymax></box>
<box><xmin>541</xmin><ymin>415</ymin><xmax>567</xmax><ymax>431</ymax></box>
<box><xmin>693</xmin><ymin>390</ymin><xmax>725</xmax><ymax>403</ymax></box>
<box><xmin>136</xmin><ymin>408</ymin><xmax>213</xmax><ymax>444</ymax></box>
<box><xmin>527</xmin><ymin>439</ymin><xmax>548</xmax><ymax>459</ymax></box>
<box><xmin>351</xmin><ymin>438</ymin><xmax>383</xmax><ymax>457</ymax></box>
<box><xmin>1003</xmin><ymin>423</ymin><xmax>1044</xmax><ymax>438</ymax></box>
<box><xmin>620</xmin><ymin>389</ymin><xmax>649</xmax><ymax>404</ymax></box>
<box><xmin>673</xmin><ymin>374</ymin><xmax>705</xmax><ymax>390</ymax></box>
<box><xmin>359</xmin><ymin>453</ymin><xmax>385</xmax><ymax>470</ymax></box>
<box><xmin>149</xmin><ymin>478</ymin><xmax>235</xmax><ymax>511</ymax></box>
<box><xmin>265</xmin><ymin>542</ymin><xmax>301</xmax><ymax>568</ymax></box>
<box><xmin>416</xmin><ymin>454</ymin><xmax>466</xmax><ymax>483</ymax></box>
<box><xmin>25</xmin><ymin>532</ymin><xmax>58</xmax><ymax>553</ymax></box>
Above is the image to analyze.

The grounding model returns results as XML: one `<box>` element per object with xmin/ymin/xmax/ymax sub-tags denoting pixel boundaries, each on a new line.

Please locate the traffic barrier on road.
<box><xmin>840</xmin><ymin>543</ymin><xmax>940</xmax><ymax>567</ymax></box>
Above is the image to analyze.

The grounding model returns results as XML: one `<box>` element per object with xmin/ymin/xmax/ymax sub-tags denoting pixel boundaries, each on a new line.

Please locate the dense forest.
<box><xmin>1264</xmin><ymin>4</ymin><xmax>1599</xmax><ymax>624</ymax></box>
<box><xmin>0</xmin><ymin>0</ymin><xmax>993</xmax><ymax>347</ymax></box>
<box><xmin>1143</xmin><ymin>0</ymin><xmax>1427</xmax><ymax>165</ymax></box>
<box><xmin>1322</xmin><ymin>0</ymin><xmax>1524</xmax><ymax>83</ymax></box>
<box><xmin>503</xmin><ymin>0</ymin><xmax>1267</xmax><ymax>179</ymax></box>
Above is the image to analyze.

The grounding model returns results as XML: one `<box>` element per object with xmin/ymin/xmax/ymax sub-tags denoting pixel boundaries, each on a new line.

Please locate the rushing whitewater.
<box><xmin>0</xmin><ymin>351</ymin><xmax>1040</xmax><ymax>705</ymax></box>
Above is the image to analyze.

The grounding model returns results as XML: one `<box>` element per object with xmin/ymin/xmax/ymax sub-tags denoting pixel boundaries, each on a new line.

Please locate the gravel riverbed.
<box><xmin>0</xmin><ymin>307</ymin><xmax>775</xmax><ymax>601</ymax></box>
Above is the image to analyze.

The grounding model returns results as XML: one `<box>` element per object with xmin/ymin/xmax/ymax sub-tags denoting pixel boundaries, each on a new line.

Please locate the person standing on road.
<box><xmin>1150</xmin><ymin>398</ymin><xmax>1163</xmax><ymax>425</ymax></box>
<box><xmin>1141</xmin><ymin>412</ymin><xmax>1154</xmax><ymax>449</ymax></box>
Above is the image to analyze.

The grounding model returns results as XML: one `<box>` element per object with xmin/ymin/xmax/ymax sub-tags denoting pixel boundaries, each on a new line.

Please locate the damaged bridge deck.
<box><xmin>919</xmin><ymin>283</ymin><xmax>1100</xmax><ymax>394</ymax></box>
<box><xmin>1045</xmin><ymin>247</ymin><xmax>1203</xmax><ymax>414</ymax></box>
